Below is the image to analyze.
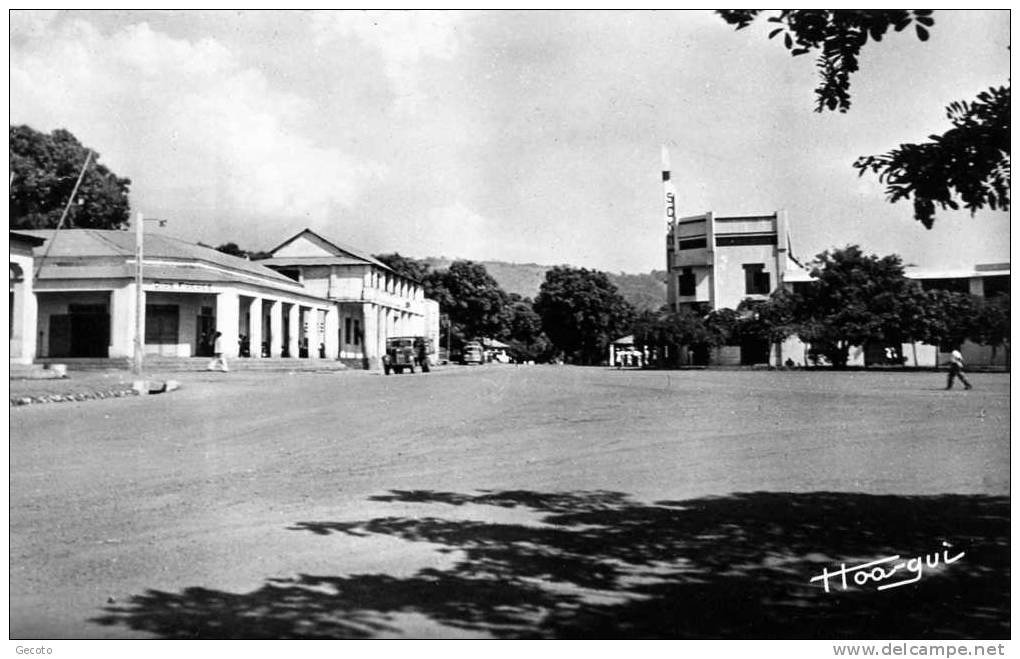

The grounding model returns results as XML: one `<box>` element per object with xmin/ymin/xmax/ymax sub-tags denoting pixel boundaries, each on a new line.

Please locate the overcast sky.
<box><xmin>9</xmin><ymin>10</ymin><xmax>1011</xmax><ymax>273</ymax></box>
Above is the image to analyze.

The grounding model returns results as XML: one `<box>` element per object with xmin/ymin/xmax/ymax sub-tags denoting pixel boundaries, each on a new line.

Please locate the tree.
<box><xmin>717</xmin><ymin>10</ymin><xmax>934</xmax><ymax>113</ymax></box>
<box><xmin>914</xmin><ymin>289</ymin><xmax>978</xmax><ymax>353</ymax></box>
<box><xmin>424</xmin><ymin>260</ymin><xmax>510</xmax><ymax>346</ymax></box>
<box><xmin>853</xmin><ymin>86</ymin><xmax>1010</xmax><ymax>229</ymax></box>
<box><xmin>373</xmin><ymin>253</ymin><xmax>432</xmax><ymax>282</ymax></box>
<box><xmin>534</xmin><ymin>266</ymin><xmax>635</xmax><ymax>365</ymax></box>
<box><xmin>10</xmin><ymin>125</ymin><xmax>132</xmax><ymax>230</ymax></box>
<box><xmin>733</xmin><ymin>290</ymin><xmax>803</xmax><ymax>363</ymax></box>
<box><xmin>969</xmin><ymin>293</ymin><xmax>1009</xmax><ymax>363</ymax></box>
<box><xmin>632</xmin><ymin>304</ymin><xmax>713</xmax><ymax>367</ymax></box>
<box><xmin>795</xmin><ymin>245</ymin><xmax>929</xmax><ymax>367</ymax></box>
<box><xmin>704</xmin><ymin>307</ymin><xmax>741</xmax><ymax>347</ymax></box>
<box><xmin>215</xmin><ymin>242</ymin><xmax>272</xmax><ymax>261</ymax></box>
<box><xmin>503</xmin><ymin>294</ymin><xmax>552</xmax><ymax>362</ymax></box>
<box><xmin>717</xmin><ymin>11</ymin><xmax>1010</xmax><ymax>228</ymax></box>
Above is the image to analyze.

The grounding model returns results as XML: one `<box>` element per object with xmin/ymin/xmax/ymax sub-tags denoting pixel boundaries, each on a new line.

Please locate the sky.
<box><xmin>8</xmin><ymin>9</ymin><xmax>1011</xmax><ymax>274</ymax></box>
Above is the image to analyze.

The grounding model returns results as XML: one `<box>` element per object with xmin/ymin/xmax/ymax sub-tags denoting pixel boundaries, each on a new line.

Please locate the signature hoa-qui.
<box><xmin>810</xmin><ymin>542</ymin><xmax>965</xmax><ymax>593</ymax></box>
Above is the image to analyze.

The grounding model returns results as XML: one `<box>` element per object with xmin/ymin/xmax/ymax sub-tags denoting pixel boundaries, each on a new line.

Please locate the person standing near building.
<box><xmin>207</xmin><ymin>331</ymin><xmax>229</xmax><ymax>372</ymax></box>
<box><xmin>946</xmin><ymin>348</ymin><xmax>972</xmax><ymax>390</ymax></box>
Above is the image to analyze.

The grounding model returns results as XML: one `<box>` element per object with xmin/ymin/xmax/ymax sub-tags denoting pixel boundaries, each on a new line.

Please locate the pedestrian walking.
<box><xmin>207</xmin><ymin>331</ymin><xmax>229</xmax><ymax>372</ymax></box>
<box><xmin>945</xmin><ymin>348</ymin><xmax>972</xmax><ymax>390</ymax></box>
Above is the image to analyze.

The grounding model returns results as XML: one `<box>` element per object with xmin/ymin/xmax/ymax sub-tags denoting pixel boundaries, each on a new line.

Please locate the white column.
<box><xmin>109</xmin><ymin>284</ymin><xmax>137</xmax><ymax>359</ymax></box>
<box><xmin>287</xmin><ymin>303</ymin><xmax>299</xmax><ymax>358</ymax></box>
<box><xmin>325</xmin><ymin>306</ymin><xmax>339</xmax><ymax>359</ymax></box>
<box><xmin>9</xmin><ymin>257</ymin><xmax>38</xmax><ymax>363</ymax></box>
<box><xmin>216</xmin><ymin>290</ymin><xmax>240</xmax><ymax>358</ymax></box>
<box><xmin>249</xmin><ymin>297</ymin><xmax>262</xmax><ymax>358</ymax></box>
<box><xmin>269</xmin><ymin>300</ymin><xmax>283</xmax><ymax>357</ymax></box>
<box><xmin>362</xmin><ymin>302</ymin><xmax>379</xmax><ymax>369</ymax></box>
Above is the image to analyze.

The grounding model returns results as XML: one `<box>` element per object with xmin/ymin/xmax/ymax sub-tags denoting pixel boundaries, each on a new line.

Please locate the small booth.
<box><xmin>609</xmin><ymin>335</ymin><xmax>645</xmax><ymax>368</ymax></box>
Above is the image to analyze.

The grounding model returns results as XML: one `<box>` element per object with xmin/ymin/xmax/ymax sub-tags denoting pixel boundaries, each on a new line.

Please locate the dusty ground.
<box><xmin>9</xmin><ymin>365</ymin><xmax>1010</xmax><ymax>639</ymax></box>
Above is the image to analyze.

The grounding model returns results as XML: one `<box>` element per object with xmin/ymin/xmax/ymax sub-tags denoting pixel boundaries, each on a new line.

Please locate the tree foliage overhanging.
<box><xmin>716</xmin><ymin>10</ymin><xmax>1010</xmax><ymax>229</ymax></box>
<box><xmin>853</xmin><ymin>86</ymin><xmax>1010</xmax><ymax>229</ymax></box>
<box><xmin>10</xmin><ymin>125</ymin><xmax>132</xmax><ymax>231</ymax></box>
<box><xmin>717</xmin><ymin>10</ymin><xmax>935</xmax><ymax>114</ymax></box>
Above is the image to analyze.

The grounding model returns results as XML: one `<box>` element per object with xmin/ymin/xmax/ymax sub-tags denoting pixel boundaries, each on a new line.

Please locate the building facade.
<box><xmin>666</xmin><ymin>210</ymin><xmax>804</xmax><ymax>365</ymax></box>
<box><xmin>14</xmin><ymin>228</ymin><xmax>439</xmax><ymax>370</ymax></box>
<box><xmin>665</xmin><ymin>213</ymin><xmax>1009</xmax><ymax>368</ymax></box>
<box><xmin>260</xmin><ymin>229</ymin><xmax>439</xmax><ymax>369</ymax></box>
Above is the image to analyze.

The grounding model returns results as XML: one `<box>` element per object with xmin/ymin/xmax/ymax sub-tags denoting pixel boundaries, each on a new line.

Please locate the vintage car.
<box><xmin>461</xmin><ymin>340</ymin><xmax>485</xmax><ymax>365</ymax></box>
<box><xmin>383</xmin><ymin>336</ymin><xmax>432</xmax><ymax>375</ymax></box>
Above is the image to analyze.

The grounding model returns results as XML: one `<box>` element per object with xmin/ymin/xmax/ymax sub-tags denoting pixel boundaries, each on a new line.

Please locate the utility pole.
<box><xmin>134</xmin><ymin>212</ymin><xmax>144</xmax><ymax>378</ymax></box>
<box><xmin>133</xmin><ymin>213</ymin><xmax>167</xmax><ymax>380</ymax></box>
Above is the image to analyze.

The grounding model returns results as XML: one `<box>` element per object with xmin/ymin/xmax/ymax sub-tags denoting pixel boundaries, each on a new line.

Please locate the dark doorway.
<box><xmin>740</xmin><ymin>338</ymin><xmax>770</xmax><ymax>365</ymax></box>
<box><xmin>690</xmin><ymin>343</ymin><xmax>711</xmax><ymax>366</ymax></box>
<box><xmin>196</xmin><ymin>307</ymin><xmax>215</xmax><ymax>357</ymax></box>
<box><xmin>281</xmin><ymin>305</ymin><xmax>292</xmax><ymax>358</ymax></box>
<box><xmin>48</xmin><ymin>315</ymin><xmax>72</xmax><ymax>357</ymax></box>
<box><xmin>50</xmin><ymin>304</ymin><xmax>110</xmax><ymax>357</ymax></box>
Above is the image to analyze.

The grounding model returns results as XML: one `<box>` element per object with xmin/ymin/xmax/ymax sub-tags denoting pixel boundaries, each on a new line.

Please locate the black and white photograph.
<box><xmin>8</xmin><ymin>8</ymin><xmax>1010</xmax><ymax>650</ymax></box>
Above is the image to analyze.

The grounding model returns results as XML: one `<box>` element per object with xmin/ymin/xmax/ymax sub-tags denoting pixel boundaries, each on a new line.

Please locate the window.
<box><xmin>145</xmin><ymin>305</ymin><xmax>179</xmax><ymax>344</ymax></box>
<box><xmin>353</xmin><ymin>319</ymin><xmax>361</xmax><ymax>346</ymax></box>
<box><xmin>345</xmin><ymin>318</ymin><xmax>352</xmax><ymax>345</ymax></box>
<box><xmin>678</xmin><ymin>268</ymin><xmax>696</xmax><ymax>297</ymax></box>
<box><xmin>743</xmin><ymin>264</ymin><xmax>770</xmax><ymax>295</ymax></box>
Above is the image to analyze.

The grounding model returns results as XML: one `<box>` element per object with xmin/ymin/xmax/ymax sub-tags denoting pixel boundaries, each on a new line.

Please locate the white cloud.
<box><xmin>311</xmin><ymin>10</ymin><xmax>465</xmax><ymax>112</ymax></box>
<box><xmin>9</xmin><ymin>10</ymin><xmax>58</xmax><ymax>40</ymax></box>
<box><xmin>10</xmin><ymin>17</ymin><xmax>386</xmax><ymax>227</ymax></box>
<box><xmin>417</xmin><ymin>202</ymin><xmax>490</xmax><ymax>257</ymax></box>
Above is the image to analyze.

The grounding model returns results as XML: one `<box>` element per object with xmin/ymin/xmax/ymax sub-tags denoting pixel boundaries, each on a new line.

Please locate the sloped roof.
<box><xmin>10</xmin><ymin>231</ymin><xmax>46</xmax><ymax>247</ymax></box>
<box><xmin>905</xmin><ymin>265</ymin><xmax>1010</xmax><ymax>280</ymax></box>
<box><xmin>20</xmin><ymin>229</ymin><xmax>300</xmax><ymax>286</ymax></box>
<box><xmin>269</xmin><ymin>228</ymin><xmax>394</xmax><ymax>273</ymax></box>
<box><xmin>258</xmin><ymin>256</ymin><xmax>370</xmax><ymax>268</ymax></box>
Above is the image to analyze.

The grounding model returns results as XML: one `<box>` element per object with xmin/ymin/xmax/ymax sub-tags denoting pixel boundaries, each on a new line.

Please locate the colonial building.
<box><xmin>664</xmin><ymin>213</ymin><xmax>1009</xmax><ymax>368</ymax></box>
<box><xmin>13</xmin><ymin>228</ymin><xmax>439</xmax><ymax>370</ymax></box>
<box><xmin>10</xmin><ymin>231</ymin><xmax>45</xmax><ymax>365</ymax></box>
<box><xmin>260</xmin><ymin>228</ymin><xmax>439</xmax><ymax>369</ymax></box>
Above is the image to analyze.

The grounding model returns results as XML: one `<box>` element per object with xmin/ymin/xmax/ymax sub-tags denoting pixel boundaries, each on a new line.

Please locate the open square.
<box><xmin>10</xmin><ymin>365</ymin><xmax>1009</xmax><ymax>638</ymax></box>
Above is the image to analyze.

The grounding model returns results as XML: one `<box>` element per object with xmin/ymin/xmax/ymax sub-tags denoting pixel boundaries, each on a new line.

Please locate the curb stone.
<box><xmin>10</xmin><ymin>388</ymin><xmax>139</xmax><ymax>407</ymax></box>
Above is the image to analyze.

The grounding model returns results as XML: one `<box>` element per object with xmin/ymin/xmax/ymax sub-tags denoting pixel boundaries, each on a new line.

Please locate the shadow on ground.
<box><xmin>93</xmin><ymin>490</ymin><xmax>1009</xmax><ymax>639</ymax></box>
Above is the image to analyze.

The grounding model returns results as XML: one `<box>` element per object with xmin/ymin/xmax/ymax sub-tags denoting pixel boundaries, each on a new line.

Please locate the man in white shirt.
<box><xmin>946</xmin><ymin>348</ymin><xmax>972</xmax><ymax>390</ymax></box>
<box><xmin>206</xmin><ymin>331</ymin><xmax>229</xmax><ymax>373</ymax></box>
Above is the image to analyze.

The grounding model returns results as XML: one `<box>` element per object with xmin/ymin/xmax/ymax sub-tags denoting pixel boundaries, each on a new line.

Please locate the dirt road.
<box><xmin>10</xmin><ymin>366</ymin><xmax>1010</xmax><ymax>639</ymax></box>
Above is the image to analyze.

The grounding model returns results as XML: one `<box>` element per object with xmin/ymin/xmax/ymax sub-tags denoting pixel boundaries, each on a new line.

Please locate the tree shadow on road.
<box><xmin>93</xmin><ymin>490</ymin><xmax>1008</xmax><ymax>639</ymax></box>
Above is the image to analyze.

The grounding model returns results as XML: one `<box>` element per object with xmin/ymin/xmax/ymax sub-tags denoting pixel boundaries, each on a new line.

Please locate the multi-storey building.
<box><xmin>260</xmin><ymin>228</ymin><xmax>439</xmax><ymax>369</ymax></box>
<box><xmin>664</xmin><ymin>212</ymin><xmax>1008</xmax><ymax>368</ymax></box>
<box><xmin>666</xmin><ymin>210</ymin><xmax>806</xmax><ymax>365</ymax></box>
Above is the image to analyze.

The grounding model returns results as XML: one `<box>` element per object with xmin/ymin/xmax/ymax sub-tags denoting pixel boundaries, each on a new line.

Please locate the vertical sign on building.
<box><xmin>662</xmin><ymin>145</ymin><xmax>678</xmax><ymax>261</ymax></box>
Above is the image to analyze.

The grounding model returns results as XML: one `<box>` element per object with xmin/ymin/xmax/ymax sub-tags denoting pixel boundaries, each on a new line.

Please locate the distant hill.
<box><xmin>424</xmin><ymin>257</ymin><xmax>666</xmax><ymax>312</ymax></box>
